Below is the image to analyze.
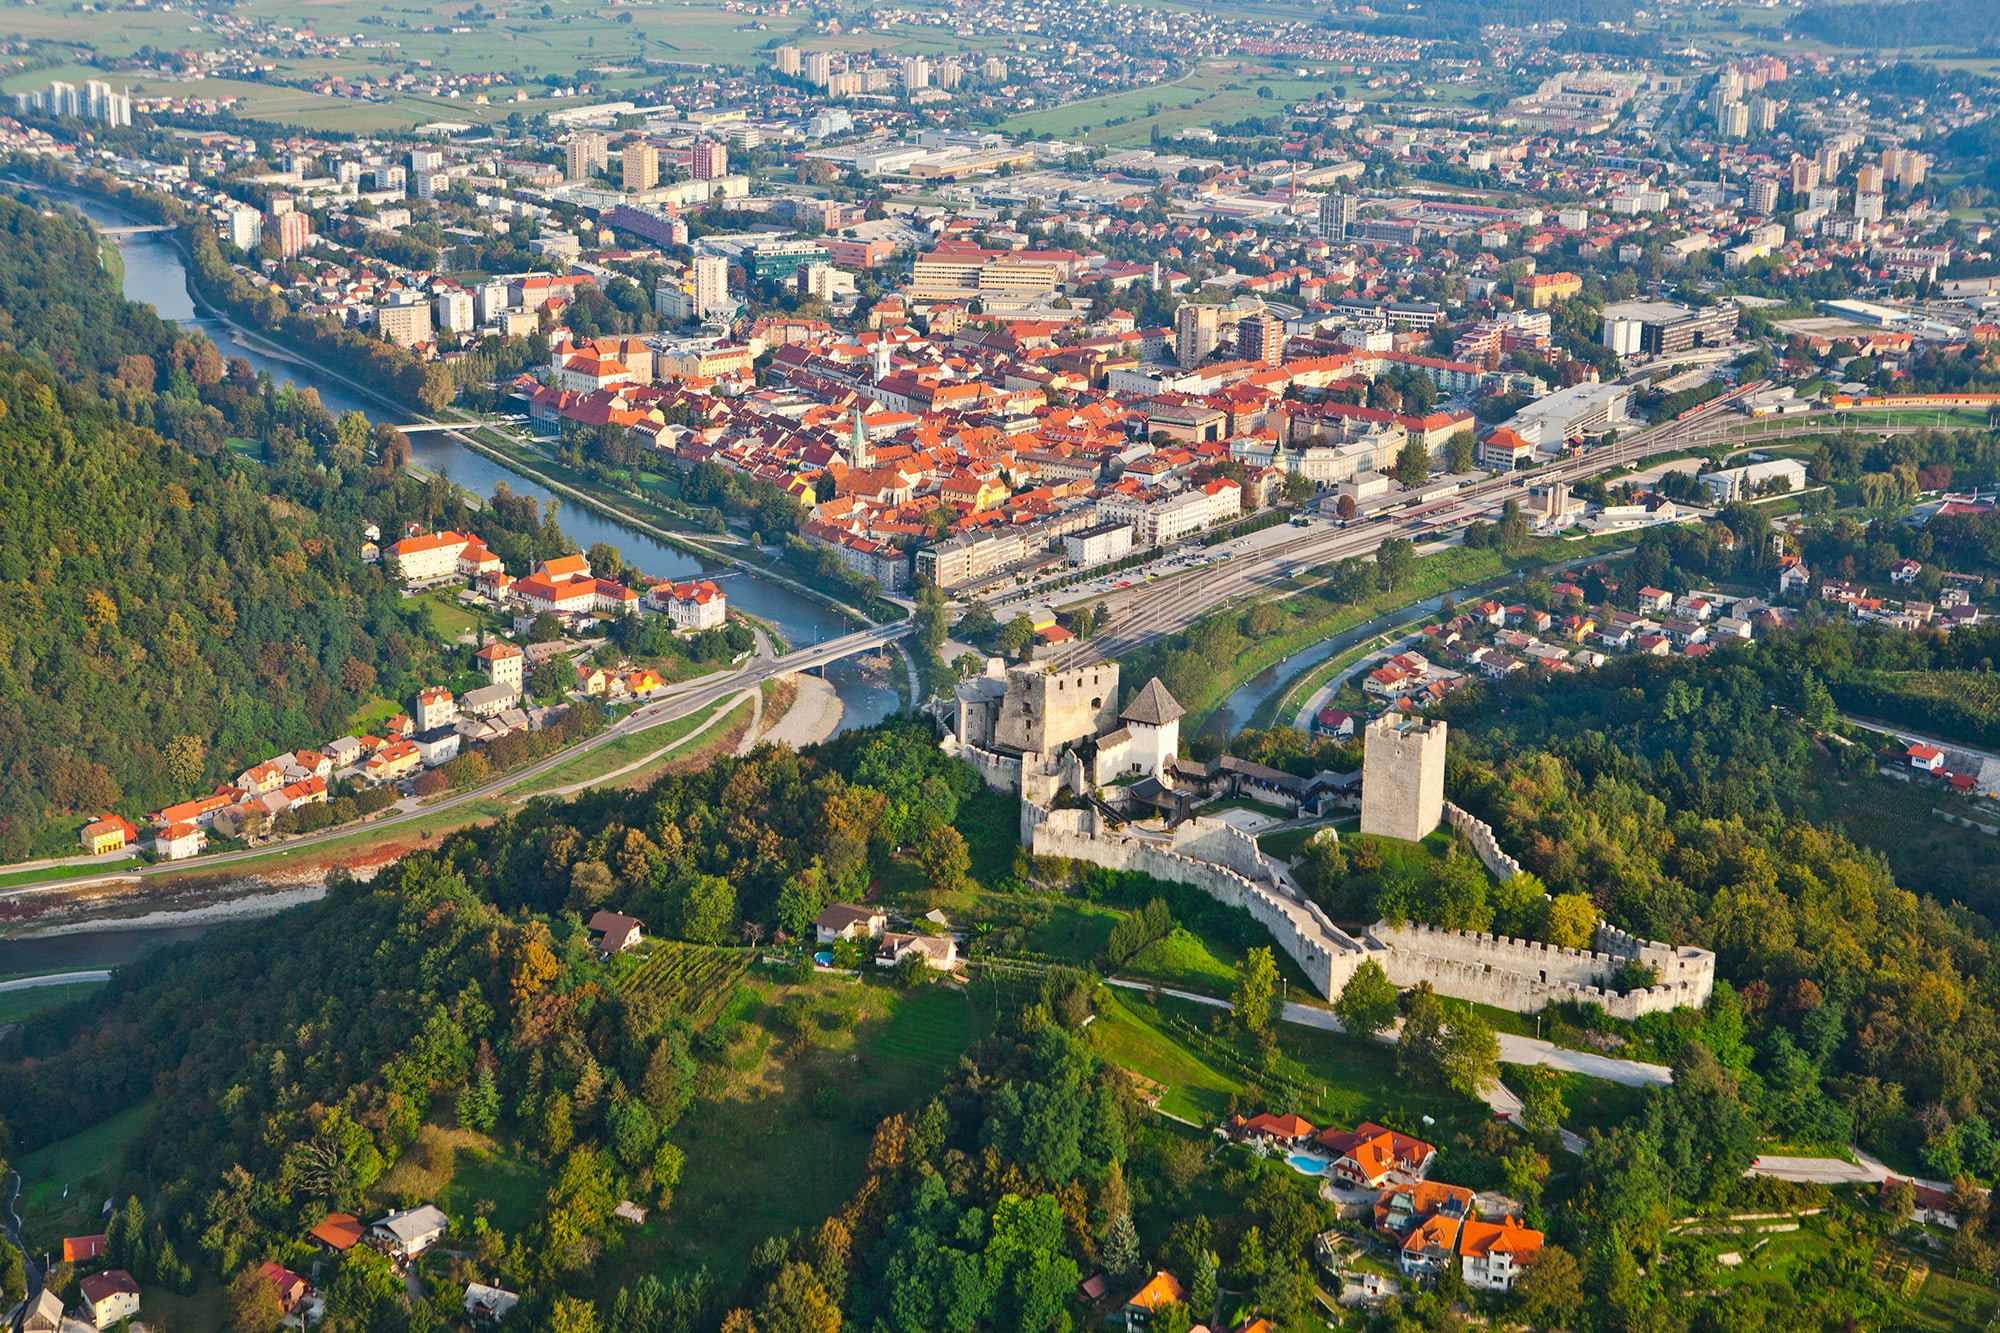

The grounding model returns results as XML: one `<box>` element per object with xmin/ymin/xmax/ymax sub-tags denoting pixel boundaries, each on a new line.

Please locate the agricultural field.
<box><xmin>611</xmin><ymin>940</ymin><xmax>753</xmax><ymax>1028</ymax></box>
<box><xmin>1005</xmin><ymin>63</ymin><xmax>1349</xmax><ymax>146</ymax></box>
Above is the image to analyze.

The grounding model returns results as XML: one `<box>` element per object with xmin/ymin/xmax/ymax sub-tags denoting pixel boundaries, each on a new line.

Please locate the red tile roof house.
<box><xmin>1908</xmin><ymin>742</ymin><xmax>1946</xmax><ymax>773</ymax></box>
<box><xmin>1227</xmin><ymin>1112</ymin><xmax>1318</xmax><ymax>1147</ymax></box>
<box><xmin>1318</xmin><ymin>1122</ymin><xmax>1438</xmax><ymax>1188</ymax></box>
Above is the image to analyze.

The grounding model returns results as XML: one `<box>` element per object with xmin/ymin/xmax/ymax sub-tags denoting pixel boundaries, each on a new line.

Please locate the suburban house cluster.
<box><xmin>814</xmin><ymin>901</ymin><xmax>961</xmax><ymax>972</ymax></box>
<box><xmin>1223</xmin><ymin>1112</ymin><xmax>1547</xmax><ymax>1294</ymax></box>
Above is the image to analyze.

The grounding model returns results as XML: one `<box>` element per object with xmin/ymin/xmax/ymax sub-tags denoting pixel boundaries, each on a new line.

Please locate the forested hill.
<box><xmin>0</xmin><ymin>194</ymin><xmax>557</xmax><ymax>857</ymax></box>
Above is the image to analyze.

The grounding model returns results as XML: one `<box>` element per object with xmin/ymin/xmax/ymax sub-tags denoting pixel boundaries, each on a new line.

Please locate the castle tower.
<box><xmin>1117</xmin><ymin>677</ymin><xmax>1183</xmax><ymax>779</ymax></box>
<box><xmin>1360</xmin><ymin>715</ymin><xmax>1447</xmax><ymax>841</ymax></box>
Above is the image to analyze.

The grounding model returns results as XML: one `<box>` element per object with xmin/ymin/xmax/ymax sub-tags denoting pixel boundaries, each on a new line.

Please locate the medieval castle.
<box><xmin>943</xmin><ymin>661</ymin><xmax>1716</xmax><ymax>1019</ymax></box>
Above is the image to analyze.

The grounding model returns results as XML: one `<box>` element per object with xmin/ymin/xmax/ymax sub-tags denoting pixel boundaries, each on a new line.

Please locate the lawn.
<box><xmin>1095</xmin><ymin>991</ymin><xmax>1489</xmax><ymax>1143</ymax></box>
<box><xmin>18</xmin><ymin>1100</ymin><xmax>154</xmax><ymax>1245</ymax></box>
<box><xmin>1509</xmin><ymin>1067</ymin><xmax>1649</xmax><ymax>1137</ymax></box>
<box><xmin>627</xmin><ymin>976</ymin><xmax>986</xmax><ymax>1279</ymax></box>
<box><xmin>1121</xmin><ymin>927</ymin><xmax>1239</xmax><ymax>997</ymax></box>
<box><xmin>438</xmin><ymin>1142</ymin><xmax>553</xmax><ymax>1237</ymax></box>
<box><xmin>415</xmin><ymin>591</ymin><xmax>487</xmax><ymax>641</ymax></box>
<box><xmin>0</xmin><ymin>979</ymin><xmax>107</xmax><ymax>1026</ymax></box>
<box><xmin>503</xmin><ymin>696</ymin><xmax>728</xmax><ymax>797</ymax></box>
<box><xmin>344</xmin><ymin>692</ymin><xmax>406</xmax><ymax>735</ymax></box>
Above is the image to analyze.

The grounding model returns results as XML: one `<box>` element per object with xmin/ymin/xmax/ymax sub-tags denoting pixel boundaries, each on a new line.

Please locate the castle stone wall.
<box><xmin>1368</xmin><ymin>919</ymin><xmax>1718</xmax><ymax>1018</ymax></box>
<box><xmin>1442</xmin><ymin>802</ymin><xmax>1522</xmax><ymax>880</ymax></box>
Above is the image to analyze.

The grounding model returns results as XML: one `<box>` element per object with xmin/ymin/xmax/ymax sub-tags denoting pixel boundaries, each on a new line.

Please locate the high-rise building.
<box><xmin>622</xmin><ymin>142</ymin><xmax>659</xmax><ymax>192</ymax></box>
<box><xmin>690</xmin><ymin>139</ymin><xmax>728</xmax><ymax>181</ymax></box>
<box><xmin>1750</xmin><ymin>96</ymin><xmax>1778</xmax><ymax>133</ymax></box>
<box><xmin>410</xmin><ymin>147</ymin><xmax>445</xmax><ymax>174</ymax></box>
<box><xmin>803</xmin><ymin>51</ymin><xmax>836</xmax><ymax>87</ymax></box>
<box><xmin>84</xmin><ymin>80</ymin><xmax>131</xmax><ymax>127</ymax></box>
<box><xmin>1789</xmin><ymin>156</ymin><xmax>1819</xmax><ymax>192</ymax></box>
<box><xmin>693</xmin><ymin>254</ymin><xmax>731</xmax><ymax>318</ymax></box>
<box><xmin>565</xmin><ymin>132</ymin><xmax>607</xmax><ymax>182</ymax></box>
<box><xmin>1175</xmin><ymin>303</ymin><xmax>1218</xmax><ymax>369</ymax></box>
<box><xmin>434</xmin><ymin>289</ymin><xmax>475</xmax><ymax>334</ymax></box>
<box><xmin>1718</xmin><ymin>100</ymin><xmax>1749</xmax><ymax>140</ymax></box>
<box><xmin>774</xmin><ymin>45</ymin><xmax>801</xmax><ymax>77</ymax></box>
<box><xmin>655</xmin><ymin>276</ymin><xmax>693</xmax><ymax>322</ymax></box>
<box><xmin>1318</xmin><ymin>191</ymin><xmax>1357</xmax><ymax>241</ymax></box>
<box><xmin>1237</xmin><ymin>312</ymin><xmax>1283</xmax><ymax>366</ymax></box>
<box><xmin>1855</xmin><ymin>163</ymin><xmax>1884</xmax><ymax>195</ymax></box>
<box><xmin>376</xmin><ymin>300</ymin><xmax>432</xmax><ymax>349</ymax></box>
<box><xmin>1747</xmin><ymin>177</ymin><xmax>1780</xmax><ymax>215</ymax></box>
<box><xmin>271</xmin><ymin>209</ymin><xmax>311</xmax><ymax>260</ymax></box>
<box><xmin>901</xmin><ymin>57</ymin><xmax>931</xmax><ymax>91</ymax></box>
<box><xmin>225</xmin><ymin>206</ymin><xmax>262</xmax><ymax>252</ymax></box>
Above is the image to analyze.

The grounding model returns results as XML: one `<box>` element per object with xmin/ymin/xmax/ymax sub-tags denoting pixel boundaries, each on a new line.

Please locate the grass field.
<box><xmin>415</xmin><ymin>591</ymin><xmax>487</xmax><ymax>641</ymax></box>
<box><xmin>1005</xmin><ymin>63</ymin><xmax>1346</xmax><ymax>146</ymax></box>
<box><xmin>18</xmin><ymin>1100</ymin><xmax>153</xmax><ymax>1244</ymax></box>
<box><xmin>1094</xmin><ymin>990</ymin><xmax>1488</xmax><ymax>1140</ymax></box>
<box><xmin>638</xmin><ymin>975</ymin><xmax>985</xmax><ymax>1278</ymax></box>
<box><xmin>1120</xmin><ymin>926</ymin><xmax>1239</xmax><ymax>997</ymax></box>
<box><xmin>0</xmin><ymin>979</ymin><xmax>107</xmax><ymax>1026</ymax></box>
<box><xmin>503</xmin><ymin>695</ymin><xmax>729</xmax><ymax>796</ymax></box>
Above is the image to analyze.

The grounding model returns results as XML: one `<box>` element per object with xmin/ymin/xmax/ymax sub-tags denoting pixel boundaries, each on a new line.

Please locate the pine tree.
<box><xmin>1101</xmin><ymin>1212</ymin><xmax>1141</xmax><ymax>1281</ymax></box>
<box><xmin>457</xmin><ymin>1065</ymin><xmax>500</xmax><ymax>1131</ymax></box>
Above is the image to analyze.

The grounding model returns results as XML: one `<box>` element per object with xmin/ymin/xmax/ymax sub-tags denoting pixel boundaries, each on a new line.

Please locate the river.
<box><xmin>10</xmin><ymin>182</ymin><xmax>901</xmax><ymax>971</ymax></box>
<box><xmin>38</xmin><ymin>183</ymin><xmax>900</xmax><ymax>727</ymax></box>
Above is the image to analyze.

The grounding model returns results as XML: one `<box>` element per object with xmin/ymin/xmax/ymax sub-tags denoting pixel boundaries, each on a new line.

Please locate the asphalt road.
<box><xmin>18</xmin><ymin>622</ymin><xmax>911</xmax><ymax>888</ymax></box>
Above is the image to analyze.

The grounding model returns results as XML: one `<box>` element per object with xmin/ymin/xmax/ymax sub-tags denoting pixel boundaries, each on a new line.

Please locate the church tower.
<box><xmin>849</xmin><ymin>405</ymin><xmax>871</xmax><ymax>471</ymax></box>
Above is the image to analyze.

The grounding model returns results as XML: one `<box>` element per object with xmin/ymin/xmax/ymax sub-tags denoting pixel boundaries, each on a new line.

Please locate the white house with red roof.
<box><xmin>1908</xmin><ymin>742</ymin><xmax>1946</xmax><ymax>773</ymax></box>
<box><xmin>652</xmin><ymin>579</ymin><xmax>728</xmax><ymax>630</ymax></box>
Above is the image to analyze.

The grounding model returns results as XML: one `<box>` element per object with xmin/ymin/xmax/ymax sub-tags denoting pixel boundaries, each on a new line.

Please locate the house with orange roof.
<box><xmin>150</xmin><ymin>791</ymin><xmax>234</xmax><ymax>829</ymax></box>
<box><xmin>153</xmin><ymin>821</ymin><xmax>207</xmax><ymax>861</ymax></box>
<box><xmin>63</xmin><ymin>1234</ymin><xmax>108</xmax><ymax>1264</ymax></box>
<box><xmin>363</xmin><ymin>740</ymin><xmax>422</xmax><ymax>785</ymax></box>
<box><xmin>1121</xmin><ymin>1271</ymin><xmax>1187</xmax><ymax>1329</ymax></box>
<box><xmin>80</xmin><ymin>814</ymin><xmax>138</xmax><ymax>855</ymax></box>
<box><xmin>1319</xmin><ymin>1122</ymin><xmax>1437</xmax><ymax>1188</ymax></box>
<box><xmin>1231</xmin><ymin>1112</ymin><xmax>1318</xmax><ymax>1147</ymax></box>
<box><xmin>309</xmin><ymin>1213</ymin><xmax>365</xmax><ymax>1252</ymax></box>
<box><xmin>1458</xmin><ymin>1216</ymin><xmax>1544</xmax><ymax>1291</ymax></box>
<box><xmin>536</xmin><ymin>552</ymin><xmax>592</xmax><ymax>582</ymax></box>
<box><xmin>1374</xmin><ymin>1180</ymin><xmax>1474</xmax><ymax>1238</ymax></box>
<box><xmin>387</xmin><ymin>530</ymin><xmax>475</xmax><ymax>584</ymax></box>
<box><xmin>1400</xmin><ymin>1212</ymin><xmax>1462</xmax><ymax>1278</ymax></box>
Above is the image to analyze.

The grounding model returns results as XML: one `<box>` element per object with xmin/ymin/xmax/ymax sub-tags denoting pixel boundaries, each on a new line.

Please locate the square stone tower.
<box><xmin>992</xmin><ymin>661</ymin><xmax>1120</xmax><ymax>756</ymax></box>
<box><xmin>1361</xmin><ymin>715</ymin><xmax>1448</xmax><ymax>841</ymax></box>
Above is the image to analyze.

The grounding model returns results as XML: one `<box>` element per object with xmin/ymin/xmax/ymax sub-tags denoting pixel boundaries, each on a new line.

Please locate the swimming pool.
<box><xmin>1286</xmin><ymin>1152</ymin><xmax>1333</xmax><ymax>1176</ymax></box>
<box><xmin>814</xmin><ymin>950</ymin><xmax>834</xmax><ymax>966</ymax></box>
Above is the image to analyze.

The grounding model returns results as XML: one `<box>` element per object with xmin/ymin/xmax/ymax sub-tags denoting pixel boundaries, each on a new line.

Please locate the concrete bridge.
<box><xmin>99</xmin><ymin>224</ymin><xmax>174</xmax><ymax>238</ymax></box>
<box><xmin>771</xmin><ymin>621</ymin><xmax>913</xmax><ymax>674</ymax></box>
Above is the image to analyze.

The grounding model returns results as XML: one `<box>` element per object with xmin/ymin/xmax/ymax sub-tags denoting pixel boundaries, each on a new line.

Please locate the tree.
<box><xmin>165</xmin><ymin>733</ymin><xmax>208</xmax><ymax>790</ymax></box>
<box><xmin>1333</xmin><ymin>959</ymin><xmax>1399</xmax><ymax>1036</ymax></box>
<box><xmin>1281</xmin><ymin>472</ymin><xmax>1314</xmax><ymax>505</ymax></box>
<box><xmin>1232</xmin><ymin>946</ymin><xmax>1282</xmax><ymax>1035</ymax></box>
<box><xmin>587</xmin><ymin>542</ymin><xmax>624</xmax><ymax>578</ymax></box>
<box><xmin>1543</xmin><ymin>893</ymin><xmax>1597</xmax><ymax>949</ymax></box>
<box><xmin>1102</xmin><ymin>1211</ymin><xmax>1142</xmax><ymax>1281</ymax></box>
<box><xmin>548</xmin><ymin>1297</ymin><xmax>601</xmax><ymax>1333</ymax></box>
<box><xmin>1439</xmin><ymin>1010</ymin><xmax>1500</xmax><ymax>1097</ymax></box>
<box><xmin>1396</xmin><ymin>438</ymin><xmax>1431</xmax><ymax>487</ymax></box>
<box><xmin>1514</xmin><ymin>1243</ymin><xmax>1583</xmax><ymax>1324</ymax></box>
<box><xmin>1336</xmin><ymin>493</ymin><xmax>1357</xmax><ymax>520</ymax></box>
<box><xmin>916</xmin><ymin>825</ymin><xmax>970</xmax><ymax>895</ymax></box>
<box><xmin>893</xmin><ymin>949</ymin><xmax>935</xmax><ymax>989</ymax></box>
<box><xmin>228</xmin><ymin>1264</ymin><xmax>286</xmax><ymax>1333</ymax></box>
<box><xmin>1444</xmin><ymin>431</ymin><xmax>1477</xmax><ymax>474</ymax></box>
<box><xmin>1375</xmin><ymin>536</ymin><xmax>1416</xmax><ymax>590</ymax></box>
<box><xmin>528</xmin><ymin>611</ymin><xmax>564</xmax><ymax>643</ymax></box>
<box><xmin>1881</xmin><ymin>1176</ymin><xmax>1915</xmax><ymax>1224</ymax></box>
<box><xmin>1518</xmin><ymin>1066</ymin><xmax>1568</xmax><ymax>1134</ymax></box>
<box><xmin>456</xmin><ymin>1064</ymin><xmax>500</xmax><ymax>1131</ymax></box>
<box><xmin>758</xmin><ymin>1261</ymin><xmax>841</xmax><ymax>1333</ymax></box>
<box><xmin>996</xmin><ymin>613</ymin><xmax>1037</xmax><ymax>660</ymax></box>
<box><xmin>676</xmin><ymin>873</ymin><xmax>738</xmax><ymax>945</ymax></box>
